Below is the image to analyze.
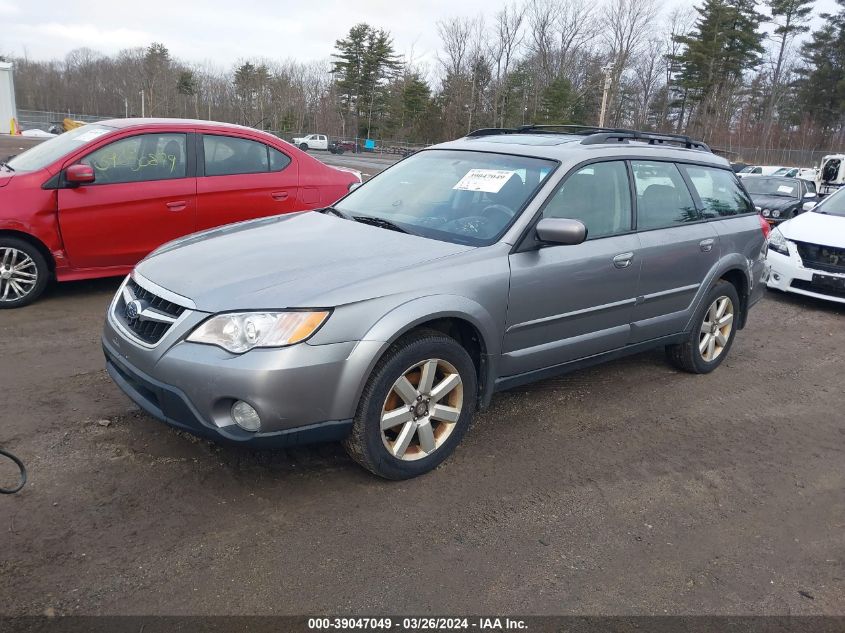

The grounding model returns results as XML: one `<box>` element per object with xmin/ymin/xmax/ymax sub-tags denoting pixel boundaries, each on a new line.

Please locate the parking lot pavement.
<box><xmin>309</xmin><ymin>150</ymin><xmax>400</xmax><ymax>179</ymax></box>
<box><xmin>1</xmin><ymin>278</ymin><xmax>843</xmax><ymax>615</ymax></box>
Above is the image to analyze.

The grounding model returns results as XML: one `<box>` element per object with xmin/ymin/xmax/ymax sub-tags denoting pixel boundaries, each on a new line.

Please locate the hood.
<box><xmin>136</xmin><ymin>212</ymin><xmax>473</xmax><ymax>312</ymax></box>
<box><xmin>748</xmin><ymin>193</ymin><xmax>800</xmax><ymax>211</ymax></box>
<box><xmin>780</xmin><ymin>210</ymin><xmax>845</xmax><ymax>248</ymax></box>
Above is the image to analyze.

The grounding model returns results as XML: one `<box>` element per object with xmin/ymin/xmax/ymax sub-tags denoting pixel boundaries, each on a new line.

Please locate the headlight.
<box><xmin>187</xmin><ymin>311</ymin><xmax>330</xmax><ymax>353</ymax></box>
<box><xmin>762</xmin><ymin>209</ymin><xmax>770</xmax><ymax>217</ymax></box>
<box><xmin>767</xmin><ymin>227</ymin><xmax>790</xmax><ymax>256</ymax></box>
<box><xmin>772</xmin><ymin>209</ymin><xmax>781</xmax><ymax>218</ymax></box>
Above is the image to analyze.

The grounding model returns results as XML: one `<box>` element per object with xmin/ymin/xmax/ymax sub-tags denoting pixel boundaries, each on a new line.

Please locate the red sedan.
<box><xmin>0</xmin><ymin>119</ymin><xmax>360</xmax><ymax>307</ymax></box>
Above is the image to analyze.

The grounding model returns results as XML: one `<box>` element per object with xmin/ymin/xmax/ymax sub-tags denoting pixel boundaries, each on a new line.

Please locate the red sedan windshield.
<box><xmin>7</xmin><ymin>124</ymin><xmax>115</xmax><ymax>172</ymax></box>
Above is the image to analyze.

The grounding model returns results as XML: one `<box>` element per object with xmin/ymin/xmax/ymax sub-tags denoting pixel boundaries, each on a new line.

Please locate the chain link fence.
<box><xmin>272</xmin><ymin>131</ymin><xmax>429</xmax><ymax>157</ymax></box>
<box><xmin>17</xmin><ymin>108</ymin><xmax>118</xmax><ymax>132</ymax></box>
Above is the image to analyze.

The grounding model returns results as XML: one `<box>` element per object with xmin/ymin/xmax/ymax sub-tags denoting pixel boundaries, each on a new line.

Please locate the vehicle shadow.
<box><xmin>40</xmin><ymin>276</ymin><xmax>123</xmax><ymax>304</ymax></box>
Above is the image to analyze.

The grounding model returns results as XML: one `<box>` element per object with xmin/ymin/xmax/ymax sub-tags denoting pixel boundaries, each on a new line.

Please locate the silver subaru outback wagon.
<box><xmin>102</xmin><ymin>126</ymin><xmax>769</xmax><ymax>479</ymax></box>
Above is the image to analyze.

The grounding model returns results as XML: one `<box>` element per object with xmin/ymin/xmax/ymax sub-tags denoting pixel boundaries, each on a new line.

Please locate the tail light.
<box><xmin>758</xmin><ymin>213</ymin><xmax>771</xmax><ymax>239</ymax></box>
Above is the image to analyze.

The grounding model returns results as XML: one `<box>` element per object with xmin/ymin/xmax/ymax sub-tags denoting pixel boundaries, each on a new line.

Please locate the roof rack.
<box><xmin>466</xmin><ymin>124</ymin><xmax>630</xmax><ymax>137</ymax></box>
<box><xmin>579</xmin><ymin>130</ymin><xmax>711</xmax><ymax>152</ymax></box>
<box><xmin>465</xmin><ymin>124</ymin><xmax>711</xmax><ymax>152</ymax></box>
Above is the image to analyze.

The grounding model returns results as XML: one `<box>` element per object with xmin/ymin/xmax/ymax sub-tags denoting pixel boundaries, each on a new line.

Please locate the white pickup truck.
<box><xmin>291</xmin><ymin>134</ymin><xmax>328</xmax><ymax>151</ymax></box>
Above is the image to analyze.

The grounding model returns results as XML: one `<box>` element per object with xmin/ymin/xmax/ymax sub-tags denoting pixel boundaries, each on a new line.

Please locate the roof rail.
<box><xmin>465</xmin><ymin>123</ymin><xmax>711</xmax><ymax>152</ymax></box>
<box><xmin>466</xmin><ymin>124</ymin><xmax>632</xmax><ymax>137</ymax></box>
<box><xmin>580</xmin><ymin>130</ymin><xmax>711</xmax><ymax>152</ymax></box>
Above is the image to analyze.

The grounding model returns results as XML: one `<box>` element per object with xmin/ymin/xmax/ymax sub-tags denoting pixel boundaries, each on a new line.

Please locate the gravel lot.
<box><xmin>0</xmin><ymin>133</ymin><xmax>843</xmax><ymax>616</ymax></box>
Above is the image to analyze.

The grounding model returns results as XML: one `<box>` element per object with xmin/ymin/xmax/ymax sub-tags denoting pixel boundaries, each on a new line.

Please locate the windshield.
<box><xmin>743</xmin><ymin>177</ymin><xmax>800</xmax><ymax>198</ymax></box>
<box><xmin>772</xmin><ymin>167</ymin><xmax>797</xmax><ymax>177</ymax></box>
<box><xmin>814</xmin><ymin>188</ymin><xmax>845</xmax><ymax>217</ymax></box>
<box><xmin>334</xmin><ymin>149</ymin><xmax>556</xmax><ymax>245</ymax></box>
<box><xmin>6</xmin><ymin>124</ymin><xmax>115</xmax><ymax>173</ymax></box>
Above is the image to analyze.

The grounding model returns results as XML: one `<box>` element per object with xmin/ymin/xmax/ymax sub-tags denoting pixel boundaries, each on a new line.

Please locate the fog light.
<box><xmin>231</xmin><ymin>401</ymin><xmax>261</xmax><ymax>432</ymax></box>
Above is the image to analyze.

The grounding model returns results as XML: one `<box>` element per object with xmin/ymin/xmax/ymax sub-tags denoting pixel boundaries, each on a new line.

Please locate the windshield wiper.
<box><xmin>0</xmin><ymin>160</ymin><xmax>14</xmax><ymax>172</ymax></box>
<box><xmin>319</xmin><ymin>205</ymin><xmax>353</xmax><ymax>220</ymax></box>
<box><xmin>352</xmin><ymin>215</ymin><xmax>416</xmax><ymax>235</ymax></box>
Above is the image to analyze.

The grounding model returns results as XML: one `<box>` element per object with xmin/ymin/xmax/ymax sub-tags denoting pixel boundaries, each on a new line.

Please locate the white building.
<box><xmin>0</xmin><ymin>62</ymin><xmax>17</xmax><ymax>134</ymax></box>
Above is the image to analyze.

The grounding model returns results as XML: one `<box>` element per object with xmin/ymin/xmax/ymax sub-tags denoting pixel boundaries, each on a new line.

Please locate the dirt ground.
<box><xmin>0</xmin><ymin>132</ymin><xmax>844</xmax><ymax>616</ymax></box>
<box><xmin>0</xmin><ymin>283</ymin><xmax>842</xmax><ymax>616</ymax></box>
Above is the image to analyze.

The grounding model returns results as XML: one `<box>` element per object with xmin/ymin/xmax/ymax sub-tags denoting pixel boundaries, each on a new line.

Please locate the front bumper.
<box><xmin>103</xmin><ymin>317</ymin><xmax>386</xmax><ymax>447</ymax></box>
<box><xmin>766</xmin><ymin>246</ymin><xmax>845</xmax><ymax>305</ymax></box>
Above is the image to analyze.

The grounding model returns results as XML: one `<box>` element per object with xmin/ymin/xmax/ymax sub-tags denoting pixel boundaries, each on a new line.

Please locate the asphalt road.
<box><xmin>0</xmin><ymin>132</ymin><xmax>843</xmax><ymax>616</ymax></box>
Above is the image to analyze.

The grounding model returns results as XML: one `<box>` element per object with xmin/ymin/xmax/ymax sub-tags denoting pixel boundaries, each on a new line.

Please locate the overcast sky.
<box><xmin>1</xmin><ymin>0</ymin><xmax>840</xmax><ymax>73</ymax></box>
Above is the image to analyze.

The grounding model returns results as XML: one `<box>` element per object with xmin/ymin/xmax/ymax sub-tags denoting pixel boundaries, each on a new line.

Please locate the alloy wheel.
<box><xmin>380</xmin><ymin>358</ymin><xmax>464</xmax><ymax>461</ymax></box>
<box><xmin>0</xmin><ymin>248</ymin><xmax>39</xmax><ymax>303</ymax></box>
<box><xmin>699</xmin><ymin>295</ymin><xmax>734</xmax><ymax>362</ymax></box>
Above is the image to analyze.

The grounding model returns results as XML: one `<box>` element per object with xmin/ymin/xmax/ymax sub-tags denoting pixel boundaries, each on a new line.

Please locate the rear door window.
<box><xmin>203</xmin><ymin>135</ymin><xmax>280</xmax><ymax>176</ymax></box>
<box><xmin>631</xmin><ymin>161</ymin><xmax>699</xmax><ymax>230</ymax></box>
<box><xmin>680</xmin><ymin>165</ymin><xmax>753</xmax><ymax>218</ymax></box>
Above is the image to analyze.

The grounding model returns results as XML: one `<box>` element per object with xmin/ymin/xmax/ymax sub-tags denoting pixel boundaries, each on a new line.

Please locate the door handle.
<box><xmin>166</xmin><ymin>200</ymin><xmax>187</xmax><ymax>212</ymax></box>
<box><xmin>699</xmin><ymin>238</ymin><xmax>715</xmax><ymax>253</ymax></box>
<box><xmin>612</xmin><ymin>252</ymin><xmax>634</xmax><ymax>269</ymax></box>
<box><xmin>271</xmin><ymin>191</ymin><xmax>289</xmax><ymax>201</ymax></box>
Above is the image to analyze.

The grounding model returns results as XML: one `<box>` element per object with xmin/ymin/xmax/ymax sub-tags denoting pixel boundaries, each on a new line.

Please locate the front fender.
<box><xmin>330</xmin><ymin>295</ymin><xmax>504</xmax><ymax>419</ymax></box>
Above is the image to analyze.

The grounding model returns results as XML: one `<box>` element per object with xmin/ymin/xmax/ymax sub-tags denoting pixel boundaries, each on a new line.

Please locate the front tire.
<box><xmin>666</xmin><ymin>279</ymin><xmax>740</xmax><ymax>374</ymax></box>
<box><xmin>0</xmin><ymin>237</ymin><xmax>49</xmax><ymax>309</ymax></box>
<box><xmin>299</xmin><ymin>143</ymin><xmax>309</xmax><ymax>151</ymax></box>
<box><xmin>343</xmin><ymin>330</ymin><xmax>477</xmax><ymax>479</ymax></box>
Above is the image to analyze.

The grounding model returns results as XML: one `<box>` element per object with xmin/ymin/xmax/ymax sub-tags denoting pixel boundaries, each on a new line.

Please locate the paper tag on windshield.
<box><xmin>75</xmin><ymin>128</ymin><xmax>110</xmax><ymax>142</ymax></box>
<box><xmin>777</xmin><ymin>185</ymin><xmax>795</xmax><ymax>194</ymax></box>
<box><xmin>453</xmin><ymin>169</ymin><xmax>516</xmax><ymax>193</ymax></box>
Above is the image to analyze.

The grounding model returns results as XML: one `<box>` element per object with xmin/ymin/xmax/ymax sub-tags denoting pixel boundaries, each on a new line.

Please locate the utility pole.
<box><xmin>598</xmin><ymin>64</ymin><xmax>614</xmax><ymax>128</ymax></box>
<box><xmin>124</xmin><ymin>97</ymin><xmax>128</xmax><ymax>118</ymax></box>
<box><xmin>139</xmin><ymin>89</ymin><xmax>145</xmax><ymax>117</ymax></box>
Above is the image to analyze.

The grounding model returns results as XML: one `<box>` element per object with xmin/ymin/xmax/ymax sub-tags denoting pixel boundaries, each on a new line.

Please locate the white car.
<box><xmin>291</xmin><ymin>133</ymin><xmax>328</xmax><ymax>151</ymax></box>
<box><xmin>766</xmin><ymin>190</ymin><xmax>845</xmax><ymax>304</ymax></box>
<box><xmin>738</xmin><ymin>165</ymin><xmax>786</xmax><ymax>178</ymax></box>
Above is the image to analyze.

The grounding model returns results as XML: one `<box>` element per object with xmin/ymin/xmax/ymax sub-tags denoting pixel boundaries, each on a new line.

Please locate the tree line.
<box><xmin>6</xmin><ymin>0</ymin><xmax>845</xmax><ymax>158</ymax></box>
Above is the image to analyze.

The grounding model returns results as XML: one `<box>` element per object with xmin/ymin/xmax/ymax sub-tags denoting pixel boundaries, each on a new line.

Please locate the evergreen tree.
<box><xmin>795</xmin><ymin>0</ymin><xmax>845</xmax><ymax>131</ymax></box>
<box><xmin>331</xmin><ymin>24</ymin><xmax>402</xmax><ymax>137</ymax></box>
<box><xmin>761</xmin><ymin>0</ymin><xmax>814</xmax><ymax>144</ymax></box>
<box><xmin>672</xmin><ymin>0</ymin><xmax>765</xmax><ymax>132</ymax></box>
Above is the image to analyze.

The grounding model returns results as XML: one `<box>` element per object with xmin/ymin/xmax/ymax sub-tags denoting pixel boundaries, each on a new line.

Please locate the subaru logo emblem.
<box><xmin>125</xmin><ymin>299</ymin><xmax>144</xmax><ymax>320</ymax></box>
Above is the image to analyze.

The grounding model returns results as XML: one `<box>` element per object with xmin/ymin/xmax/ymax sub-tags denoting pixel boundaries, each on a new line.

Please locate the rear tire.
<box><xmin>343</xmin><ymin>330</ymin><xmax>477</xmax><ymax>480</ymax></box>
<box><xmin>666</xmin><ymin>279</ymin><xmax>740</xmax><ymax>374</ymax></box>
<box><xmin>0</xmin><ymin>237</ymin><xmax>50</xmax><ymax>309</ymax></box>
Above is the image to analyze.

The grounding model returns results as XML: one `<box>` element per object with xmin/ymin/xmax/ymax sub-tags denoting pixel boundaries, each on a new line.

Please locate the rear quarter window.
<box><xmin>680</xmin><ymin>165</ymin><xmax>753</xmax><ymax>218</ymax></box>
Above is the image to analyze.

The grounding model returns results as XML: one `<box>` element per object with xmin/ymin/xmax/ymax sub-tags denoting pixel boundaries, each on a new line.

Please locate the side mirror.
<box><xmin>802</xmin><ymin>201</ymin><xmax>817</xmax><ymax>211</ymax></box>
<box><xmin>535</xmin><ymin>218</ymin><xmax>587</xmax><ymax>245</ymax></box>
<box><xmin>65</xmin><ymin>164</ymin><xmax>95</xmax><ymax>186</ymax></box>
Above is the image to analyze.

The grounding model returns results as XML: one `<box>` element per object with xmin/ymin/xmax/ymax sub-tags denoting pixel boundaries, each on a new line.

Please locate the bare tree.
<box><xmin>601</xmin><ymin>0</ymin><xmax>660</xmax><ymax>126</ymax></box>
<box><xmin>489</xmin><ymin>2</ymin><xmax>526</xmax><ymax>127</ymax></box>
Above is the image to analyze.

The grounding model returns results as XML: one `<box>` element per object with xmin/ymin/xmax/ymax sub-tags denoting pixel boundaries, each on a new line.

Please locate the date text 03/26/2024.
<box><xmin>307</xmin><ymin>617</ymin><xmax>528</xmax><ymax>630</ymax></box>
